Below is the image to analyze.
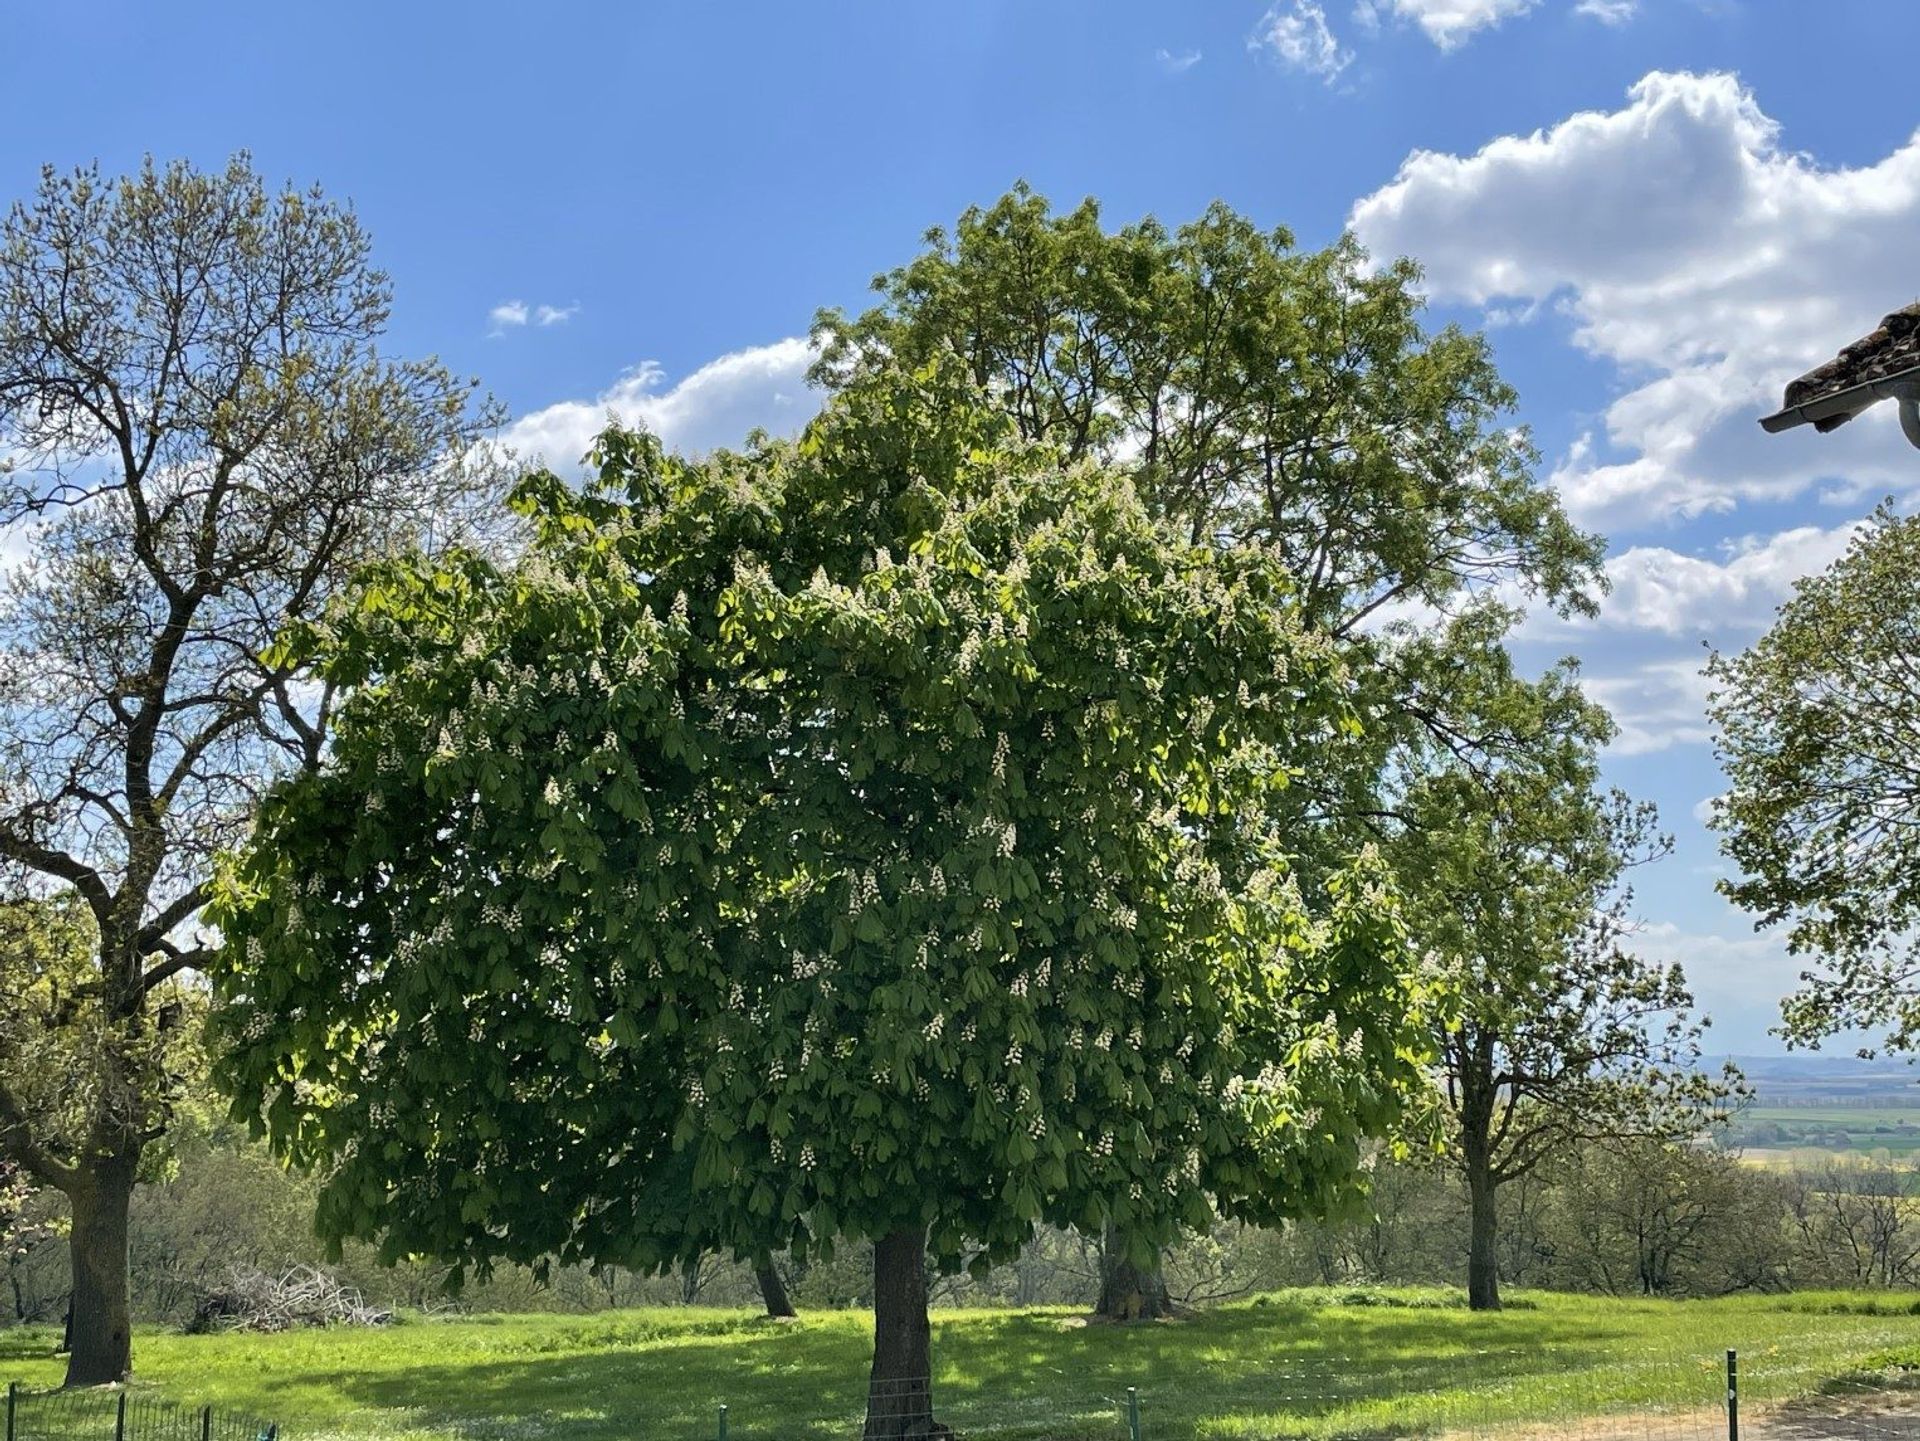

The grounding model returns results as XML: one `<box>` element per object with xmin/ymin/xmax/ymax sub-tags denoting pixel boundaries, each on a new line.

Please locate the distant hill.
<box><xmin>1725</xmin><ymin>1053</ymin><xmax>1920</xmax><ymax>1107</ymax></box>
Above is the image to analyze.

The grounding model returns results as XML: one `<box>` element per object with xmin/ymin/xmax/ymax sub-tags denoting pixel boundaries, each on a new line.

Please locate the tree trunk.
<box><xmin>1466</xmin><ymin>1157</ymin><xmax>1501</xmax><ymax>1312</ymax></box>
<box><xmin>1096</xmin><ymin>1224</ymin><xmax>1172</xmax><ymax>1321</ymax></box>
<box><xmin>864</xmin><ymin>1227</ymin><xmax>942</xmax><ymax>1441</ymax></box>
<box><xmin>64</xmin><ymin>1162</ymin><xmax>135</xmax><ymax>1386</ymax></box>
<box><xmin>755</xmin><ymin>1258</ymin><xmax>796</xmax><ymax>1319</ymax></box>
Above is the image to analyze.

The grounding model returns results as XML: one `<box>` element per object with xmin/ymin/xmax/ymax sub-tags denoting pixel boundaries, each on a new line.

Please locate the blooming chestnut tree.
<box><xmin>210</xmin><ymin>365</ymin><xmax>1433</xmax><ymax>1438</ymax></box>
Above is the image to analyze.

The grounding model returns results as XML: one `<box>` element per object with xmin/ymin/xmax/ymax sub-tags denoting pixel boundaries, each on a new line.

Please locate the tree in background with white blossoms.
<box><xmin>211</xmin><ymin>361</ymin><xmax>1437</xmax><ymax>1439</ymax></box>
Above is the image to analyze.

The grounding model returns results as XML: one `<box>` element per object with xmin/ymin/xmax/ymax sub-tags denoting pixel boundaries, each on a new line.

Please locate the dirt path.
<box><xmin>1453</xmin><ymin>1395</ymin><xmax>1920</xmax><ymax>1441</ymax></box>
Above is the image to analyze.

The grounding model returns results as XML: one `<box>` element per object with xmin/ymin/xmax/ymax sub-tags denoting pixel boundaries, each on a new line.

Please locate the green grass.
<box><xmin>8</xmin><ymin>1290</ymin><xmax>1920</xmax><ymax>1441</ymax></box>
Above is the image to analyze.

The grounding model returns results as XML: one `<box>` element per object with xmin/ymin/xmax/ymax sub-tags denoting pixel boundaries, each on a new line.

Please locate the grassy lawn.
<box><xmin>7</xmin><ymin>1290</ymin><xmax>1920</xmax><ymax>1441</ymax></box>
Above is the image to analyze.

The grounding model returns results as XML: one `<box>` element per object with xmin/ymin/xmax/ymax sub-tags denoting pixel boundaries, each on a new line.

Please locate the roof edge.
<box><xmin>1760</xmin><ymin>363</ymin><xmax>1920</xmax><ymax>434</ymax></box>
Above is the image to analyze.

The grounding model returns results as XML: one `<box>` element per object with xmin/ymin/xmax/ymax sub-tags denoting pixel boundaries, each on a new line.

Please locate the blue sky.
<box><xmin>12</xmin><ymin>0</ymin><xmax>1920</xmax><ymax>1052</ymax></box>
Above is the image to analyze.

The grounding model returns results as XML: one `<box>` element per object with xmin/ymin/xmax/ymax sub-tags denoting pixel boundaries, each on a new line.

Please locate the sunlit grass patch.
<box><xmin>6</xmin><ymin>1290</ymin><xmax>1920</xmax><ymax>1440</ymax></box>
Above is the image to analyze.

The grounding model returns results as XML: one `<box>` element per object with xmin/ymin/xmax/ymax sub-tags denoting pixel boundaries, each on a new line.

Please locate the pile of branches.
<box><xmin>187</xmin><ymin>1264</ymin><xmax>392</xmax><ymax>1333</ymax></box>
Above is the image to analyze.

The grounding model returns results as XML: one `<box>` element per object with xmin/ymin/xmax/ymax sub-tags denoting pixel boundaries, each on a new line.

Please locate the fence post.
<box><xmin>115</xmin><ymin>1390</ymin><xmax>128</xmax><ymax>1441</ymax></box>
<box><xmin>1727</xmin><ymin>1349</ymin><xmax>1739</xmax><ymax>1441</ymax></box>
<box><xmin>717</xmin><ymin>1403</ymin><xmax>728</xmax><ymax>1441</ymax></box>
<box><xmin>201</xmin><ymin>1405</ymin><xmax>213</xmax><ymax>1441</ymax></box>
<box><xmin>1126</xmin><ymin>1386</ymin><xmax>1141</xmax><ymax>1441</ymax></box>
<box><xmin>7</xmin><ymin>1380</ymin><xmax>17</xmax><ymax>1441</ymax></box>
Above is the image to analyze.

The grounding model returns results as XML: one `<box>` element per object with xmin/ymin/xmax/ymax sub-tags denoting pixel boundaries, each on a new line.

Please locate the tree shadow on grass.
<box><xmin>296</xmin><ymin>1304</ymin><xmax>1625</xmax><ymax>1441</ymax></box>
<box><xmin>0</xmin><ymin>1327</ymin><xmax>66</xmax><ymax>1388</ymax></box>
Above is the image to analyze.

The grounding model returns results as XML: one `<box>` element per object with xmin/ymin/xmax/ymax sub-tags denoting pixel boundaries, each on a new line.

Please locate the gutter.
<box><xmin>1759</xmin><ymin>361</ymin><xmax>1920</xmax><ymax>443</ymax></box>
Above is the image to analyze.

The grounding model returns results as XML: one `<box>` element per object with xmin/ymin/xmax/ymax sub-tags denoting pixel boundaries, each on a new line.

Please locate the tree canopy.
<box><xmin>812</xmin><ymin>185</ymin><xmax>1617</xmax><ymax>1313</ymax></box>
<box><xmin>211</xmin><ymin>364</ymin><xmax>1435</xmax><ymax>1436</ymax></box>
<box><xmin>813</xmin><ymin>185</ymin><xmax>1602</xmax><ymax>639</ymax></box>
<box><xmin>1709</xmin><ymin>505</ymin><xmax>1920</xmax><ymax>1050</ymax></box>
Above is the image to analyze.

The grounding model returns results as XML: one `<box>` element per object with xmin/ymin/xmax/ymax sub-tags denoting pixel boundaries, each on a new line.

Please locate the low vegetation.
<box><xmin>8</xmin><ymin>1291</ymin><xmax>1920</xmax><ymax>1441</ymax></box>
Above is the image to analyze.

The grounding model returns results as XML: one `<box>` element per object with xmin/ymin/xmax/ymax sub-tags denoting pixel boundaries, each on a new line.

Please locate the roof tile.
<box><xmin>1783</xmin><ymin>303</ymin><xmax>1920</xmax><ymax>424</ymax></box>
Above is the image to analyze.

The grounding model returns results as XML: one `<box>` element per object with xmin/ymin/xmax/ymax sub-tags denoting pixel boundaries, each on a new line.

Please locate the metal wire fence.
<box><xmin>676</xmin><ymin>1347</ymin><xmax>1920</xmax><ymax>1441</ymax></box>
<box><xmin>3</xmin><ymin>1385</ymin><xmax>276</xmax><ymax>1441</ymax></box>
<box><xmin>8</xmin><ymin>1345</ymin><xmax>1920</xmax><ymax>1441</ymax></box>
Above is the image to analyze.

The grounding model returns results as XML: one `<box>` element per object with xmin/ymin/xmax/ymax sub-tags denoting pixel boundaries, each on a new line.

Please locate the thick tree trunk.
<box><xmin>1466</xmin><ymin>1158</ymin><xmax>1501</xmax><ymax>1312</ymax></box>
<box><xmin>755</xmin><ymin>1258</ymin><xmax>796</xmax><ymax>1319</ymax></box>
<box><xmin>64</xmin><ymin>1162</ymin><xmax>135</xmax><ymax>1386</ymax></box>
<box><xmin>864</xmin><ymin>1228</ymin><xmax>942</xmax><ymax>1441</ymax></box>
<box><xmin>1096</xmin><ymin>1224</ymin><xmax>1172</xmax><ymax>1321</ymax></box>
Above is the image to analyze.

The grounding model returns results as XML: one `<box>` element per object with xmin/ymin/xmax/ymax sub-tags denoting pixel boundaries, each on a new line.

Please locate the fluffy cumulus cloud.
<box><xmin>1249</xmin><ymin>1</ymin><xmax>1350</xmax><ymax>82</ymax></box>
<box><xmin>1350</xmin><ymin>71</ymin><xmax>1920</xmax><ymax>532</ymax></box>
<box><xmin>1522</xmin><ymin>520</ymin><xmax>1864</xmax><ymax>640</ymax></box>
<box><xmin>496</xmin><ymin>337</ymin><xmax>817</xmax><ymax>470</ymax></box>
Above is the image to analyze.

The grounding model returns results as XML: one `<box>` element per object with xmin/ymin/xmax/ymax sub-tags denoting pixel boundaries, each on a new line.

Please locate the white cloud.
<box><xmin>1573</xmin><ymin>0</ymin><xmax>1637</xmax><ymax>21</ymax></box>
<box><xmin>496</xmin><ymin>337</ymin><xmax>817</xmax><ymax>471</ymax></box>
<box><xmin>1359</xmin><ymin>0</ymin><xmax>1539</xmax><ymax>49</ymax></box>
<box><xmin>1629</xmin><ymin>918</ymin><xmax>1803</xmax><ymax>1053</ymax></box>
<box><xmin>1349</xmin><ymin>71</ymin><xmax>1920</xmax><ymax>531</ymax></box>
<box><xmin>1155</xmin><ymin>46</ymin><xmax>1202</xmax><ymax>74</ymax></box>
<box><xmin>1249</xmin><ymin>1</ymin><xmax>1351</xmax><ymax>82</ymax></box>
<box><xmin>1583</xmin><ymin>657</ymin><xmax>1713</xmax><ymax>755</ymax></box>
<box><xmin>490</xmin><ymin>299</ymin><xmax>578</xmax><ymax>334</ymax></box>
<box><xmin>1519</xmin><ymin>519</ymin><xmax>1864</xmax><ymax>639</ymax></box>
<box><xmin>1600</xmin><ymin>523</ymin><xmax>1862</xmax><ymax>636</ymax></box>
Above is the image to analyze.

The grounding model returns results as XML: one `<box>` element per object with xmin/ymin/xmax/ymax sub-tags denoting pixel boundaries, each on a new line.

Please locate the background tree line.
<box><xmin>11</xmin><ymin>1114</ymin><xmax>1920</xmax><ymax>1329</ymax></box>
<box><xmin>0</xmin><ymin>154</ymin><xmax>1755</xmax><ymax>1428</ymax></box>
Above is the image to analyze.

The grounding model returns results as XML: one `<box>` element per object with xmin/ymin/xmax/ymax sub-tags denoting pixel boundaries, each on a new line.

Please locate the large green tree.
<box><xmin>812</xmin><ymin>187</ymin><xmax>1599</xmax><ymax>635</ymax></box>
<box><xmin>211</xmin><ymin>365</ymin><xmax>1434</xmax><ymax>1438</ymax></box>
<box><xmin>812</xmin><ymin>186</ymin><xmax>1606</xmax><ymax>1313</ymax></box>
<box><xmin>1390</xmin><ymin>627</ymin><xmax>1737</xmax><ymax>1309</ymax></box>
<box><xmin>1709</xmin><ymin>505</ymin><xmax>1920</xmax><ymax>1050</ymax></box>
<box><xmin>0</xmin><ymin>156</ymin><xmax>494</xmax><ymax>1383</ymax></box>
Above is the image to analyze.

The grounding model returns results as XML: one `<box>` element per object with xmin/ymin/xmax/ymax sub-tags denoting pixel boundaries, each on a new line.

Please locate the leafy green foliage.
<box><xmin>211</xmin><ymin>363</ymin><xmax>1433</xmax><ymax>1295</ymax></box>
<box><xmin>808</xmin><ymin>186</ymin><xmax>1665</xmax><ymax>1164</ymax></box>
<box><xmin>817</xmin><ymin>188</ymin><xmax>1726</xmax><ymax>1312</ymax></box>
<box><xmin>812</xmin><ymin>186</ymin><xmax>1601</xmax><ymax>639</ymax></box>
<box><xmin>0</xmin><ymin>896</ymin><xmax>204</xmax><ymax>1189</ymax></box>
<box><xmin>1393</xmin><ymin>639</ymin><xmax>1738</xmax><ymax>1183</ymax></box>
<box><xmin>1709</xmin><ymin>505</ymin><xmax>1920</xmax><ymax>1050</ymax></box>
<box><xmin>1382</xmin><ymin>625</ymin><xmax>1738</xmax><ymax>1305</ymax></box>
<box><xmin>0</xmin><ymin>1154</ymin><xmax>45</xmax><ymax>1258</ymax></box>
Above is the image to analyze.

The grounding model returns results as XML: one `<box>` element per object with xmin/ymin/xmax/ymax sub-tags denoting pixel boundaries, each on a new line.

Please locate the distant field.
<box><xmin>9</xmin><ymin>1290</ymin><xmax>1920</xmax><ymax>1441</ymax></box>
<box><xmin>1730</xmin><ymin>1106</ymin><xmax>1920</xmax><ymax>1161</ymax></box>
<box><xmin>1746</xmin><ymin>1108</ymin><xmax>1920</xmax><ymax>1125</ymax></box>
